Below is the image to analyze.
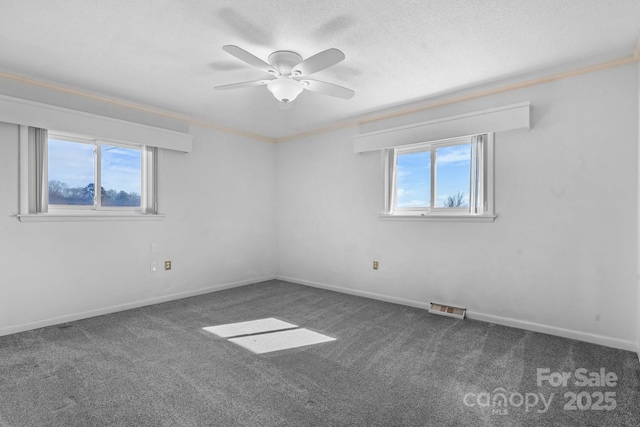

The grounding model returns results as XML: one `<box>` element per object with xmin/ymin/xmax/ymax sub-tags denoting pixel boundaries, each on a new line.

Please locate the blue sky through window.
<box><xmin>435</xmin><ymin>144</ymin><xmax>471</xmax><ymax>207</ymax></box>
<box><xmin>48</xmin><ymin>138</ymin><xmax>94</xmax><ymax>189</ymax></box>
<box><xmin>101</xmin><ymin>145</ymin><xmax>141</xmax><ymax>195</ymax></box>
<box><xmin>396</xmin><ymin>151</ymin><xmax>430</xmax><ymax>208</ymax></box>
<box><xmin>396</xmin><ymin>143</ymin><xmax>471</xmax><ymax>209</ymax></box>
<box><xmin>48</xmin><ymin>139</ymin><xmax>141</xmax><ymax>194</ymax></box>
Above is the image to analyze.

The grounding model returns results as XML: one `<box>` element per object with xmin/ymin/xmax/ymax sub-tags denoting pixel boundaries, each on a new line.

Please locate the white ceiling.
<box><xmin>1</xmin><ymin>0</ymin><xmax>640</xmax><ymax>140</ymax></box>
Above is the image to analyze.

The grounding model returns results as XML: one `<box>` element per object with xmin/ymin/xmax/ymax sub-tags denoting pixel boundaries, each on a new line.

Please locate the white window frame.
<box><xmin>18</xmin><ymin>126</ymin><xmax>163</xmax><ymax>222</ymax></box>
<box><xmin>382</xmin><ymin>133</ymin><xmax>495</xmax><ymax>222</ymax></box>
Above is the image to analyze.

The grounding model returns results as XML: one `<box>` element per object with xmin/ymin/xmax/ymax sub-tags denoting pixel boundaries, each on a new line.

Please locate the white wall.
<box><xmin>276</xmin><ymin>64</ymin><xmax>639</xmax><ymax>352</ymax></box>
<box><xmin>638</xmin><ymin>60</ymin><xmax>640</xmax><ymax>358</ymax></box>
<box><xmin>0</xmin><ymin>111</ymin><xmax>276</xmax><ymax>335</ymax></box>
<box><xmin>2</xmin><ymin>63</ymin><xmax>638</xmax><ymax>355</ymax></box>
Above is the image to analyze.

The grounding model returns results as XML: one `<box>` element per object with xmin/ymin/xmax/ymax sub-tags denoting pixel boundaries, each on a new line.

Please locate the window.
<box><xmin>48</xmin><ymin>134</ymin><xmax>143</xmax><ymax>209</ymax></box>
<box><xmin>19</xmin><ymin>126</ymin><xmax>160</xmax><ymax>221</ymax></box>
<box><xmin>385</xmin><ymin>134</ymin><xmax>494</xmax><ymax>219</ymax></box>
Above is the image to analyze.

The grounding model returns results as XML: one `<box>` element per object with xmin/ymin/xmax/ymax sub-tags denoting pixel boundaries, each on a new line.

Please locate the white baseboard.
<box><xmin>5</xmin><ymin>274</ymin><xmax>637</xmax><ymax>357</ymax></box>
<box><xmin>277</xmin><ymin>275</ymin><xmax>638</xmax><ymax>354</ymax></box>
<box><xmin>466</xmin><ymin>311</ymin><xmax>638</xmax><ymax>353</ymax></box>
<box><xmin>0</xmin><ymin>275</ymin><xmax>276</xmax><ymax>337</ymax></box>
<box><xmin>277</xmin><ymin>275</ymin><xmax>432</xmax><ymax>310</ymax></box>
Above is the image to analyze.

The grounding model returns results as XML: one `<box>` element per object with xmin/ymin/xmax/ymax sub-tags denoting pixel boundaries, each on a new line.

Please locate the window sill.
<box><xmin>379</xmin><ymin>213</ymin><xmax>496</xmax><ymax>222</ymax></box>
<box><xmin>17</xmin><ymin>212</ymin><xmax>165</xmax><ymax>222</ymax></box>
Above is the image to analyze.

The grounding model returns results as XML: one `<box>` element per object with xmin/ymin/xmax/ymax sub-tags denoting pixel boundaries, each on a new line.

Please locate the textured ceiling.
<box><xmin>1</xmin><ymin>0</ymin><xmax>640</xmax><ymax>139</ymax></box>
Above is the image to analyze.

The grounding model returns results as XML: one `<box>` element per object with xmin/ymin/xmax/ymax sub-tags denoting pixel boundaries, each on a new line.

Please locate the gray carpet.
<box><xmin>0</xmin><ymin>280</ymin><xmax>638</xmax><ymax>426</ymax></box>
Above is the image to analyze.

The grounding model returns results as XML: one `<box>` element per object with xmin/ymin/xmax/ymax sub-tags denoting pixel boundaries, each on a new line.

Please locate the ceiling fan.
<box><xmin>214</xmin><ymin>45</ymin><xmax>355</xmax><ymax>104</ymax></box>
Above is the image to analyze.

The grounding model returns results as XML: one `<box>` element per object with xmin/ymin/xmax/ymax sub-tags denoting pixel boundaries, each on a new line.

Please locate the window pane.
<box><xmin>396</xmin><ymin>151</ymin><xmax>430</xmax><ymax>208</ymax></box>
<box><xmin>434</xmin><ymin>144</ymin><xmax>471</xmax><ymax>208</ymax></box>
<box><xmin>101</xmin><ymin>145</ymin><xmax>141</xmax><ymax>207</ymax></box>
<box><xmin>48</xmin><ymin>138</ymin><xmax>95</xmax><ymax>205</ymax></box>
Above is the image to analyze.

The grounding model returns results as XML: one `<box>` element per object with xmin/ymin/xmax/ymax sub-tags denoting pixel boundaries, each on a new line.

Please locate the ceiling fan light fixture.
<box><xmin>217</xmin><ymin>45</ymin><xmax>354</xmax><ymax>104</ymax></box>
<box><xmin>267</xmin><ymin>78</ymin><xmax>303</xmax><ymax>103</ymax></box>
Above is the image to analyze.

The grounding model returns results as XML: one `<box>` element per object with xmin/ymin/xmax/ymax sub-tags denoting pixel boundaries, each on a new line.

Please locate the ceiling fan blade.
<box><xmin>299</xmin><ymin>79</ymin><xmax>354</xmax><ymax>99</ymax></box>
<box><xmin>292</xmin><ymin>48</ymin><xmax>345</xmax><ymax>76</ymax></box>
<box><xmin>222</xmin><ymin>45</ymin><xmax>277</xmax><ymax>75</ymax></box>
<box><xmin>214</xmin><ymin>79</ymin><xmax>272</xmax><ymax>90</ymax></box>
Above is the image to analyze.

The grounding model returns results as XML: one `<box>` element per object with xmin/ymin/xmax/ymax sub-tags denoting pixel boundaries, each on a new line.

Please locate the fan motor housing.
<box><xmin>268</xmin><ymin>51</ymin><xmax>302</xmax><ymax>75</ymax></box>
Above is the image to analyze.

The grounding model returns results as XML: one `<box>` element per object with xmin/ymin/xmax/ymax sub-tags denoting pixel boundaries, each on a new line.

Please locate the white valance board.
<box><xmin>0</xmin><ymin>94</ymin><xmax>192</xmax><ymax>152</ymax></box>
<box><xmin>353</xmin><ymin>102</ymin><xmax>531</xmax><ymax>153</ymax></box>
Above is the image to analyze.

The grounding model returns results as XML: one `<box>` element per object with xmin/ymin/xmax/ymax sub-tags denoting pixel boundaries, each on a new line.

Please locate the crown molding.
<box><xmin>276</xmin><ymin>48</ymin><xmax>640</xmax><ymax>143</ymax></box>
<box><xmin>2</xmin><ymin>39</ymin><xmax>639</xmax><ymax>145</ymax></box>
<box><xmin>0</xmin><ymin>71</ymin><xmax>276</xmax><ymax>143</ymax></box>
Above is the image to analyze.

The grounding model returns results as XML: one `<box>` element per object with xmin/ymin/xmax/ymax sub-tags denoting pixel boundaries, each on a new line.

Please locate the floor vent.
<box><xmin>429</xmin><ymin>303</ymin><xmax>466</xmax><ymax>319</ymax></box>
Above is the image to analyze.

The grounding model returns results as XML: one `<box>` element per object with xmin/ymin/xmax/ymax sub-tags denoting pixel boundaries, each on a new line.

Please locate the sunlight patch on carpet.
<box><xmin>203</xmin><ymin>318</ymin><xmax>297</xmax><ymax>338</ymax></box>
<box><xmin>228</xmin><ymin>328</ymin><xmax>336</xmax><ymax>354</ymax></box>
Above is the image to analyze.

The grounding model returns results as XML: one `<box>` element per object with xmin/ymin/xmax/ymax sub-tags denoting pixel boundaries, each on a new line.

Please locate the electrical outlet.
<box><xmin>164</xmin><ymin>260</ymin><xmax>172</xmax><ymax>270</ymax></box>
<box><xmin>151</xmin><ymin>262</ymin><xmax>158</xmax><ymax>272</ymax></box>
<box><xmin>373</xmin><ymin>261</ymin><xmax>379</xmax><ymax>270</ymax></box>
